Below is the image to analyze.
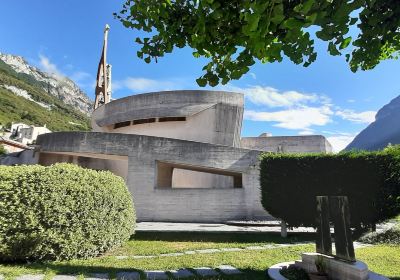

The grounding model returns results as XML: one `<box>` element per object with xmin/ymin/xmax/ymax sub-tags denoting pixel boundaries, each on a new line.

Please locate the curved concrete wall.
<box><xmin>92</xmin><ymin>90</ymin><xmax>244</xmax><ymax>147</ymax></box>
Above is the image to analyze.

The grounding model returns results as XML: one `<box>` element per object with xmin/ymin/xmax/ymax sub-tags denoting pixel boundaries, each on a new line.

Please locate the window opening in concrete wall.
<box><xmin>132</xmin><ymin>118</ymin><xmax>156</xmax><ymax>125</ymax></box>
<box><xmin>158</xmin><ymin>117</ymin><xmax>186</xmax><ymax>122</ymax></box>
<box><xmin>38</xmin><ymin>153</ymin><xmax>129</xmax><ymax>181</ymax></box>
<box><xmin>114</xmin><ymin>121</ymin><xmax>131</xmax><ymax>129</ymax></box>
<box><xmin>156</xmin><ymin>161</ymin><xmax>242</xmax><ymax>189</ymax></box>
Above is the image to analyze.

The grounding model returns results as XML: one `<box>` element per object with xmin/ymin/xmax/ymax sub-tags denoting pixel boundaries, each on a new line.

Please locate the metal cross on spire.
<box><xmin>94</xmin><ymin>24</ymin><xmax>112</xmax><ymax>110</ymax></box>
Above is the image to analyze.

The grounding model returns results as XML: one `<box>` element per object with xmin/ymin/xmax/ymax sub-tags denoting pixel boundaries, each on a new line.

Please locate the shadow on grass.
<box><xmin>1</xmin><ymin>262</ymin><xmax>269</xmax><ymax>280</ymax></box>
<box><xmin>2</xmin><ymin>261</ymin><xmax>399</xmax><ymax>280</ymax></box>
<box><xmin>132</xmin><ymin>231</ymin><xmax>316</xmax><ymax>244</ymax></box>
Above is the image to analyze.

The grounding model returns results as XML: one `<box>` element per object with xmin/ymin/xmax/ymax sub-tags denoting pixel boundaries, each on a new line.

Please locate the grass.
<box><xmin>357</xmin><ymin>245</ymin><xmax>400</xmax><ymax>279</ymax></box>
<box><xmin>109</xmin><ymin>231</ymin><xmax>314</xmax><ymax>256</ymax></box>
<box><xmin>0</xmin><ymin>232</ymin><xmax>399</xmax><ymax>279</ymax></box>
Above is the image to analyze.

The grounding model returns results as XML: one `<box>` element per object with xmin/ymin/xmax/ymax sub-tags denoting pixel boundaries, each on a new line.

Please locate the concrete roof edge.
<box><xmin>37</xmin><ymin>131</ymin><xmax>260</xmax><ymax>154</ymax></box>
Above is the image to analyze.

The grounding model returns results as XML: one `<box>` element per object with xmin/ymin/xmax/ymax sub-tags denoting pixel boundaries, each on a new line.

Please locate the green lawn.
<box><xmin>0</xmin><ymin>232</ymin><xmax>399</xmax><ymax>280</ymax></box>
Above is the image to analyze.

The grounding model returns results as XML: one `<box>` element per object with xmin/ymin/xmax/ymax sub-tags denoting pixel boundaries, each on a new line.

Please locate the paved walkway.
<box><xmin>115</xmin><ymin>242</ymin><xmax>313</xmax><ymax>260</ymax></box>
<box><xmin>0</xmin><ymin>265</ymin><xmax>242</xmax><ymax>280</ymax></box>
<box><xmin>113</xmin><ymin>241</ymin><xmax>369</xmax><ymax>260</ymax></box>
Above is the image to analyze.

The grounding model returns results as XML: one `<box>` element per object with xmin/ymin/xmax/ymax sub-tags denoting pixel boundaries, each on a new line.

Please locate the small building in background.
<box><xmin>16</xmin><ymin>125</ymin><xmax>51</xmax><ymax>145</ymax></box>
<box><xmin>9</xmin><ymin>123</ymin><xmax>51</xmax><ymax>145</ymax></box>
<box><xmin>10</xmin><ymin>123</ymin><xmax>31</xmax><ymax>137</ymax></box>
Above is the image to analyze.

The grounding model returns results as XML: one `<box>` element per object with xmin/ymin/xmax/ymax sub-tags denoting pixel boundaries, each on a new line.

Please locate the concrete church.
<box><xmin>35</xmin><ymin>26</ymin><xmax>332</xmax><ymax>222</ymax></box>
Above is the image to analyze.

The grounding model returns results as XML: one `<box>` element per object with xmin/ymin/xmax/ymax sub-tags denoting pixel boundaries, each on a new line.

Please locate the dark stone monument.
<box><xmin>316</xmin><ymin>196</ymin><xmax>355</xmax><ymax>262</ymax></box>
<box><xmin>268</xmin><ymin>195</ymin><xmax>388</xmax><ymax>280</ymax></box>
<box><xmin>316</xmin><ymin>196</ymin><xmax>332</xmax><ymax>255</ymax></box>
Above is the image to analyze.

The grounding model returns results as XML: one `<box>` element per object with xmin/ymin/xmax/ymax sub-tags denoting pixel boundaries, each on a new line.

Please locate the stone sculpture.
<box><xmin>316</xmin><ymin>196</ymin><xmax>355</xmax><ymax>262</ymax></box>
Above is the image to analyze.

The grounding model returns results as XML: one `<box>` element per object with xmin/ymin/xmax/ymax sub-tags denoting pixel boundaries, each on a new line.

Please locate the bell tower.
<box><xmin>94</xmin><ymin>24</ymin><xmax>111</xmax><ymax>110</ymax></box>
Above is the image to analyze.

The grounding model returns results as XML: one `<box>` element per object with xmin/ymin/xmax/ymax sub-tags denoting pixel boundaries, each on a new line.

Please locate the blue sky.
<box><xmin>1</xmin><ymin>1</ymin><xmax>399</xmax><ymax>151</ymax></box>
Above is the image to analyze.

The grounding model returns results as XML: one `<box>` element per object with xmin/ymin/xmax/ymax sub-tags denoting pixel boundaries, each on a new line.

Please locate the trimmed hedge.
<box><xmin>359</xmin><ymin>225</ymin><xmax>400</xmax><ymax>245</ymax></box>
<box><xmin>260</xmin><ymin>145</ymin><xmax>400</xmax><ymax>228</ymax></box>
<box><xmin>0</xmin><ymin>163</ymin><xmax>135</xmax><ymax>261</ymax></box>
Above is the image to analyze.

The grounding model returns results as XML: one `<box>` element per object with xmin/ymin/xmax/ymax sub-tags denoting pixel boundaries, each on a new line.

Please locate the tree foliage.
<box><xmin>116</xmin><ymin>0</ymin><xmax>400</xmax><ymax>87</ymax></box>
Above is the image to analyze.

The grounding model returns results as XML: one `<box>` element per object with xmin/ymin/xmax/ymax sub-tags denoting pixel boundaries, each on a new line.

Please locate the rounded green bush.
<box><xmin>0</xmin><ymin>163</ymin><xmax>135</xmax><ymax>261</ymax></box>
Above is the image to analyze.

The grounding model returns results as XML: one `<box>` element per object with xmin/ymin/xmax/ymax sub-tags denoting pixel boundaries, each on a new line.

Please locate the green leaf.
<box><xmin>144</xmin><ymin>56</ymin><xmax>151</xmax><ymax>63</ymax></box>
<box><xmin>316</xmin><ymin>30</ymin><xmax>332</xmax><ymax>41</ymax></box>
<box><xmin>301</xmin><ymin>0</ymin><xmax>315</xmax><ymax>14</ymax></box>
<box><xmin>340</xmin><ymin>37</ymin><xmax>352</xmax><ymax>49</ymax></box>
<box><xmin>349</xmin><ymin>17</ymin><xmax>358</xmax><ymax>25</ymax></box>
<box><xmin>306</xmin><ymin>13</ymin><xmax>318</xmax><ymax>24</ymax></box>
<box><xmin>282</xmin><ymin>18</ymin><xmax>303</xmax><ymax>29</ymax></box>
<box><xmin>212</xmin><ymin>10</ymin><xmax>223</xmax><ymax>20</ymax></box>
<box><xmin>196</xmin><ymin>78</ymin><xmax>207</xmax><ymax>87</ymax></box>
<box><xmin>231</xmin><ymin>71</ymin><xmax>242</xmax><ymax>79</ymax></box>
<box><xmin>293</xmin><ymin>0</ymin><xmax>314</xmax><ymax>14</ymax></box>
<box><xmin>248</xmin><ymin>14</ymin><xmax>260</xmax><ymax>32</ymax></box>
<box><xmin>271</xmin><ymin>14</ymin><xmax>285</xmax><ymax>24</ymax></box>
<box><xmin>328</xmin><ymin>42</ymin><xmax>341</xmax><ymax>56</ymax></box>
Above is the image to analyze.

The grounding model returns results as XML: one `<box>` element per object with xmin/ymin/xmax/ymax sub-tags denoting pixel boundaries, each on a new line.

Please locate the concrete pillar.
<box><xmin>281</xmin><ymin>221</ymin><xmax>287</xmax><ymax>238</ymax></box>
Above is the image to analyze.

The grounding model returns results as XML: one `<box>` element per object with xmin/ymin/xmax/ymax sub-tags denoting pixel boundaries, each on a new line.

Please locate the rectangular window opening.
<box><xmin>132</xmin><ymin>118</ymin><xmax>156</xmax><ymax>125</ymax></box>
<box><xmin>158</xmin><ymin>117</ymin><xmax>186</xmax><ymax>122</ymax></box>
<box><xmin>156</xmin><ymin>161</ymin><xmax>243</xmax><ymax>189</ymax></box>
<box><xmin>114</xmin><ymin>121</ymin><xmax>131</xmax><ymax>129</ymax></box>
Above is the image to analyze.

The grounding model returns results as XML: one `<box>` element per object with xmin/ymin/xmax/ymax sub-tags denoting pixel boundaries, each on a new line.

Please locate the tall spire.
<box><xmin>94</xmin><ymin>24</ymin><xmax>112</xmax><ymax>110</ymax></box>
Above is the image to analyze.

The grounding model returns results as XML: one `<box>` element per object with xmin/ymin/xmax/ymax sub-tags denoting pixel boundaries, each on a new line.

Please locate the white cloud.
<box><xmin>39</xmin><ymin>54</ymin><xmax>63</xmax><ymax>79</ymax></box>
<box><xmin>327</xmin><ymin>134</ymin><xmax>356</xmax><ymax>153</ymax></box>
<box><xmin>224</xmin><ymin>84</ymin><xmax>377</xmax><ymax>142</ymax></box>
<box><xmin>234</xmin><ymin>85</ymin><xmax>325</xmax><ymax>108</ymax></box>
<box><xmin>335</xmin><ymin>109</ymin><xmax>376</xmax><ymax>124</ymax></box>
<box><xmin>298</xmin><ymin>129</ymin><xmax>315</xmax><ymax>135</ymax></box>
<box><xmin>249</xmin><ymin>72</ymin><xmax>257</xmax><ymax>80</ymax></box>
<box><xmin>113</xmin><ymin>77</ymin><xmax>179</xmax><ymax>92</ymax></box>
<box><xmin>244</xmin><ymin>105</ymin><xmax>333</xmax><ymax>130</ymax></box>
<box><xmin>70</xmin><ymin>71</ymin><xmax>91</xmax><ymax>82</ymax></box>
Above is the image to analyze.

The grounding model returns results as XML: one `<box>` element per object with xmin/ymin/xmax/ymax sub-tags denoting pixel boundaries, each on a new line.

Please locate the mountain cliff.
<box><xmin>346</xmin><ymin>95</ymin><xmax>400</xmax><ymax>151</ymax></box>
<box><xmin>0</xmin><ymin>52</ymin><xmax>91</xmax><ymax>131</ymax></box>
<box><xmin>0</xmin><ymin>53</ymin><xmax>92</xmax><ymax>114</ymax></box>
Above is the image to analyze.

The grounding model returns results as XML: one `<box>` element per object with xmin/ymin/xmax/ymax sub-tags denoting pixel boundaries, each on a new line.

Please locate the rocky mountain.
<box><xmin>0</xmin><ymin>52</ymin><xmax>92</xmax><ymax>115</ymax></box>
<box><xmin>0</xmin><ymin>52</ymin><xmax>91</xmax><ymax>131</ymax></box>
<box><xmin>346</xmin><ymin>94</ymin><xmax>400</xmax><ymax>151</ymax></box>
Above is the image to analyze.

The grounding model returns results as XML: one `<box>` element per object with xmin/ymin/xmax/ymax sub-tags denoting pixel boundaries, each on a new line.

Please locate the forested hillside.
<box><xmin>0</xmin><ymin>57</ymin><xmax>91</xmax><ymax>131</ymax></box>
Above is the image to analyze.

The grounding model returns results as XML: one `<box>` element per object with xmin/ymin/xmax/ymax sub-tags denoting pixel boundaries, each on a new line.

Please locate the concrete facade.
<box><xmin>241</xmin><ymin>134</ymin><xmax>333</xmax><ymax>153</ymax></box>
<box><xmin>91</xmin><ymin>90</ymin><xmax>244</xmax><ymax>147</ymax></box>
<box><xmin>33</xmin><ymin>90</ymin><xmax>332</xmax><ymax>222</ymax></box>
